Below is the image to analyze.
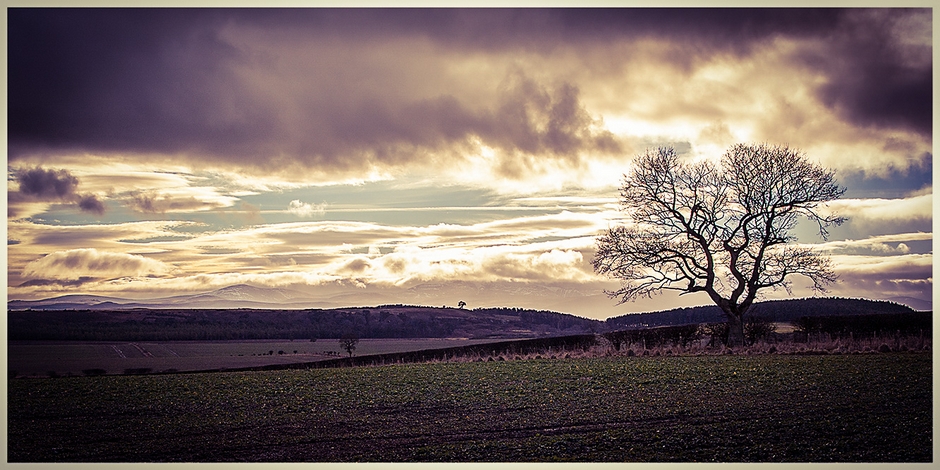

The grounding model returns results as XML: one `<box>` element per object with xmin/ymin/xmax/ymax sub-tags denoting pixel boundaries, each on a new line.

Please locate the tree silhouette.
<box><xmin>338</xmin><ymin>334</ymin><xmax>359</xmax><ymax>357</ymax></box>
<box><xmin>593</xmin><ymin>143</ymin><xmax>845</xmax><ymax>347</ymax></box>
<box><xmin>457</xmin><ymin>300</ymin><xmax>467</xmax><ymax>309</ymax></box>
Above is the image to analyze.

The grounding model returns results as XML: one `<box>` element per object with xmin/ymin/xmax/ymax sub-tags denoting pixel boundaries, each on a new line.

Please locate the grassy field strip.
<box><xmin>8</xmin><ymin>338</ymin><xmax>503</xmax><ymax>377</ymax></box>
<box><xmin>7</xmin><ymin>353</ymin><xmax>931</xmax><ymax>462</ymax></box>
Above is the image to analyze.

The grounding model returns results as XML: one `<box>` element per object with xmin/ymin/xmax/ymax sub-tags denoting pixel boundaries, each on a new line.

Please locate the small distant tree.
<box><xmin>594</xmin><ymin>143</ymin><xmax>845</xmax><ymax>347</ymax></box>
<box><xmin>339</xmin><ymin>334</ymin><xmax>360</xmax><ymax>357</ymax></box>
<box><xmin>457</xmin><ymin>300</ymin><xmax>467</xmax><ymax>309</ymax></box>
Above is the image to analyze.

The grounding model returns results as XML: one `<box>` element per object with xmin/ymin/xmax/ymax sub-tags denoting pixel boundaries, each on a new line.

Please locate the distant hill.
<box><xmin>6</xmin><ymin>284</ymin><xmax>319</xmax><ymax>311</ymax></box>
<box><xmin>887</xmin><ymin>296</ymin><xmax>932</xmax><ymax>312</ymax></box>
<box><xmin>7</xmin><ymin>296</ymin><xmax>926</xmax><ymax>342</ymax></box>
<box><xmin>7</xmin><ymin>281</ymin><xmax>611</xmax><ymax>313</ymax></box>
<box><xmin>10</xmin><ymin>283</ymin><xmax>929</xmax><ymax>315</ymax></box>
<box><xmin>7</xmin><ymin>305</ymin><xmax>602</xmax><ymax>342</ymax></box>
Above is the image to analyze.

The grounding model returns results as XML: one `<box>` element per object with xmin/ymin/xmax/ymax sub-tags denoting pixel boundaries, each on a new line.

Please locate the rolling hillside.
<box><xmin>8</xmin><ymin>296</ymin><xmax>926</xmax><ymax>342</ymax></box>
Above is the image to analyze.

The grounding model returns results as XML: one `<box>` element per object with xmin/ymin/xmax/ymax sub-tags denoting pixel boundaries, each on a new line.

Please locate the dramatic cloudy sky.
<box><xmin>7</xmin><ymin>8</ymin><xmax>933</xmax><ymax>318</ymax></box>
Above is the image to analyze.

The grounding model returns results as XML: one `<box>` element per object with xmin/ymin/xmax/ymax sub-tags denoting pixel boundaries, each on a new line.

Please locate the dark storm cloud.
<box><xmin>8</xmin><ymin>8</ymin><xmax>930</xmax><ymax>171</ymax></box>
<box><xmin>231</xmin><ymin>8</ymin><xmax>846</xmax><ymax>52</ymax></box>
<box><xmin>11</xmin><ymin>167</ymin><xmax>107</xmax><ymax>214</ymax></box>
<box><xmin>9</xmin><ymin>7</ymin><xmax>621</xmax><ymax>172</ymax></box>
<box><xmin>15</xmin><ymin>167</ymin><xmax>79</xmax><ymax>199</ymax></box>
<box><xmin>801</xmin><ymin>9</ymin><xmax>932</xmax><ymax>137</ymax></box>
<box><xmin>9</xmin><ymin>8</ymin><xmax>270</xmax><ymax>158</ymax></box>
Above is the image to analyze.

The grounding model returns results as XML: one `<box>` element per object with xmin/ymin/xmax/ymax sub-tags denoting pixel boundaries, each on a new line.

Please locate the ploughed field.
<box><xmin>7</xmin><ymin>352</ymin><xmax>931</xmax><ymax>462</ymax></box>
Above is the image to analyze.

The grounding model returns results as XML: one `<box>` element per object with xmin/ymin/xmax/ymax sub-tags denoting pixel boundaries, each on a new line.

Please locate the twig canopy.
<box><xmin>593</xmin><ymin>143</ymin><xmax>845</xmax><ymax>346</ymax></box>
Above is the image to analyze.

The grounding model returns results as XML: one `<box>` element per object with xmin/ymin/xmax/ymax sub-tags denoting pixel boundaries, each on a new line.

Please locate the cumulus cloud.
<box><xmin>482</xmin><ymin>249</ymin><xmax>588</xmax><ymax>282</ymax></box>
<box><xmin>77</xmin><ymin>194</ymin><xmax>106</xmax><ymax>215</ymax></box>
<box><xmin>21</xmin><ymin>248</ymin><xmax>174</xmax><ymax>281</ymax></box>
<box><xmin>339</xmin><ymin>257</ymin><xmax>372</xmax><ymax>274</ymax></box>
<box><xmin>288</xmin><ymin>200</ymin><xmax>326</xmax><ymax>217</ymax></box>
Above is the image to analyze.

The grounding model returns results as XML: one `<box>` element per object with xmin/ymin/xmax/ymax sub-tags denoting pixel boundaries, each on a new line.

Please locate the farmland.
<box><xmin>7</xmin><ymin>352</ymin><xmax>931</xmax><ymax>462</ymax></box>
<box><xmin>8</xmin><ymin>338</ymin><xmax>500</xmax><ymax>377</ymax></box>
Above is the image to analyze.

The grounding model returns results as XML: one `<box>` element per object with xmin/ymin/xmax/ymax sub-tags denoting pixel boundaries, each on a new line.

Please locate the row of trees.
<box><xmin>8</xmin><ymin>306</ymin><xmax>601</xmax><ymax>342</ymax></box>
<box><xmin>604</xmin><ymin>297</ymin><xmax>918</xmax><ymax>331</ymax></box>
<box><xmin>602</xmin><ymin>317</ymin><xmax>778</xmax><ymax>351</ymax></box>
<box><xmin>602</xmin><ymin>311</ymin><xmax>927</xmax><ymax>351</ymax></box>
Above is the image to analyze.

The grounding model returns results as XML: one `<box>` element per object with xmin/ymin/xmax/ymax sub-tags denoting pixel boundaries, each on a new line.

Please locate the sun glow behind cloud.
<box><xmin>6</xmin><ymin>8</ymin><xmax>932</xmax><ymax>316</ymax></box>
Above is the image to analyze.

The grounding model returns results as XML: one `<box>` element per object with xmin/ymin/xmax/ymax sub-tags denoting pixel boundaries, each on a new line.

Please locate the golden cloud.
<box><xmin>22</xmin><ymin>248</ymin><xmax>175</xmax><ymax>281</ymax></box>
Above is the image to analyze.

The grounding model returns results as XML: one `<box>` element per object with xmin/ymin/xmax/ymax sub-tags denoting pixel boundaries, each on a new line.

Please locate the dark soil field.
<box><xmin>7</xmin><ymin>352</ymin><xmax>931</xmax><ymax>462</ymax></box>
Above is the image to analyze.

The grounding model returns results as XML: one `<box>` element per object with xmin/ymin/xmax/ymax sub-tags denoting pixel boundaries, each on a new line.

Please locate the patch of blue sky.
<box><xmin>239</xmin><ymin>179</ymin><xmax>607</xmax><ymax>227</ymax></box>
<box><xmin>21</xmin><ymin>203</ymin><xmax>141</xmax><ymax>226</ymax></box>
<box><xmin>117</xmin><ymin>235</ymin><xmax>193</xmax><ymax>244</ymax></box>
<box><xmin>838</xmin><ymin>161</ymin><xmax>931</xmax><ymax>199</ymax></box>
<box><xmin>263</xmin><ymin>207</ymin><xmax>562</xmax><ymax>227</ymax></box>
<box><xmin>248</xmin><ymin>179</ymin><xmax>508</xmax><ymax>210</ymax></box>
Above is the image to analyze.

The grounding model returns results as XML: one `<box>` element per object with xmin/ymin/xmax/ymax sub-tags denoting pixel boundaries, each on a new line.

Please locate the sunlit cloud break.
<box><xmin>6</xmin><ymin>8</ymin><xmax>931</xmax><ymax>316</ymax></box>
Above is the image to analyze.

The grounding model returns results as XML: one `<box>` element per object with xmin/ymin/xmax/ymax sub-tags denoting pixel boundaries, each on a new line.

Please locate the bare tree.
<box><xmin>338</xmin><ymin>334</ymin><xmax>359</xmax><ymax>357</ymax></box>
<box><xmin>593</xmin><ymin>143</ymin><xmax>845</xmax><ymax>347</ymax></box>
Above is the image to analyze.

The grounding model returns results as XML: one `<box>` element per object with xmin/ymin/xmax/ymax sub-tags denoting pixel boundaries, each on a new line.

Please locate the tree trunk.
<box><xmin>726</xmin><ymin>313</ymin><xmax>745</xmax><ymax>348</ymax></box>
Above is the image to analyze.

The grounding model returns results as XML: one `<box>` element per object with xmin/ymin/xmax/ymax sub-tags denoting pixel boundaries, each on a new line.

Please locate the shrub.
<box><xmin>794</xmin><ymin>316</ymin><xmax>822</xmax><ymax>334</ymax></box>
<box><xmin>699</xmin><ymin>323</ymin><xmax>728</xmax><ymax>347</ymax></box>
<box><xmin>744</xmin><ymin>316</ymin><xmax>777</xmax><ymax>344</ymax></box>
<box><xmin>602</xmin><ymin>331</ymin><xmax>628</xmax><ymax>351</ymax></box>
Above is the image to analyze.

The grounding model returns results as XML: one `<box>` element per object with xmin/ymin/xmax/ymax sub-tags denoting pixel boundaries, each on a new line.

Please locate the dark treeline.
<box><xmin>793</xmin><ymin>312</ymin><xmax>932</xmax><ymax>338</ymax></box>
<box><xmin>605</xmin><ymin>297</ymin><xmax>920</xmax><ymax>329</ymax></box>
<box><xmin>8</xmin><ymin>298</ymin><xmax>926</xmax><ymax>342</ymax></box>
<box><xmin>7</xmin><ymin>306</ymin><xmax>600</xmax><ymax>342</ymax></box>
<box><xmin>602</xmin><ymin>324</ymin><xmax>703</xmax><ymax>351</ymax></box>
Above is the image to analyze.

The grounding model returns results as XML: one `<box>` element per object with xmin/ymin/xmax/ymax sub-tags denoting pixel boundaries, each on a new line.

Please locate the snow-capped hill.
<box><xmin>207</xmin><ymin>284</ymin><xmax>298</xmax><ymax>302</ymax></box>
<box><xmin>9</xmin><ymin>284</ymin><xmax>311</xmax><ymax>310</ymax></box>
